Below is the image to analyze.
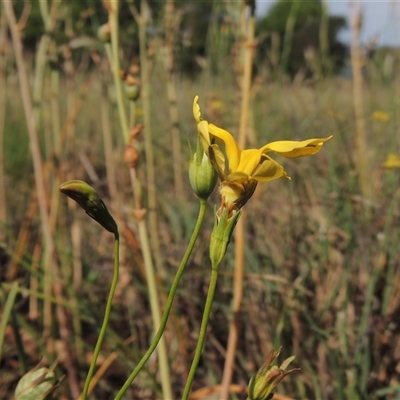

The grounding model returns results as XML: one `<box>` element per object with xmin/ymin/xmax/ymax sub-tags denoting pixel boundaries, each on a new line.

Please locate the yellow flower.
<box><xmin>193</xmin><ymin>95</ymin><xmax>332</xmax><ymax>215</ymax></box>
<box><xmin>372</xmin><ymin>110</ymin><xmax>390</xmax><ymax>123</ymax></box>
<box><xmin>382</xmin><ymin>154</ymin><xmax>400</xmax><ymax>169</ymax></box>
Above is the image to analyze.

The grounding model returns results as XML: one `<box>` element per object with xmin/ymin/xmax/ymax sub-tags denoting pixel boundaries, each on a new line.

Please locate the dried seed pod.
<box><xmin>123</xmin><ymin>145</ymin><xmax>140</xmax><ymax>168</ymax></box>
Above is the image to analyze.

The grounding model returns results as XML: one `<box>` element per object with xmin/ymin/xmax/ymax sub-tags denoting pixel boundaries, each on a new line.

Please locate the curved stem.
<box><xmin>114</xmin><ymin>200</ymin><xmax>207</xmax><ymax>400</ymax></box>
<box><xmin>181</xmin><ymin>262</ymin><xmax>220</xmax><ymax>400</ymax></box>
<box><xmin>81</xmin><ymin>234</ymin><xmax>120</xmax><ymax>400</ymax></box>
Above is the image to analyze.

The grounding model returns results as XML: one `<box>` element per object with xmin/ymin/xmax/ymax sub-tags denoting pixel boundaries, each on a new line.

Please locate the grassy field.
<box><xmin>1</xmin><ymin>3</ymin><xmax>400</xmax><ymax>400</ymax></box>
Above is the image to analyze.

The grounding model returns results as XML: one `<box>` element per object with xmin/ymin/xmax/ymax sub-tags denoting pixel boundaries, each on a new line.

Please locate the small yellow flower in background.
<box><xmin>135</xmin><ymin>107</ymin><xmax>143</xmax><ymax>116</ymax></box>
<box><xmin>382</xmin><ymin>154</ymin><xmax>400</xmax><ymax>169</ymax></box>
<box><xmin>193</xmin><ymin>95</ymin><xmax>332</xmax><ymax>216</ymax></box>
<box><xmin>247</xmin><ymin>347</ymin><xmax>299</xmax><ymax>400</ymax></box>
<box><xmin>211</xmin><ymin>98</ymin><xmax>224</xmax><ymax>111</ymax></box>
<box><xmin>372</xmin><ymin>110</ymin><xmax>390</xmax><ymax>123</ymax></box>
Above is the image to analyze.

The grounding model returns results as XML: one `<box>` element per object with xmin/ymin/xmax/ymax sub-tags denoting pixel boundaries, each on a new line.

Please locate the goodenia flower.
<box><xmin>193</xmin><ymin>95</ymin><xmax>332</xmax><ymax>215</ymax></box>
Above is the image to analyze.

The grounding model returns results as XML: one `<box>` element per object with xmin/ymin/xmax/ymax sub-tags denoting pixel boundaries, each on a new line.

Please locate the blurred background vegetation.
<box><xmin>1</xmin><ymin>0</ymin><xmax>400</xmax><ymax>399</ymax></box>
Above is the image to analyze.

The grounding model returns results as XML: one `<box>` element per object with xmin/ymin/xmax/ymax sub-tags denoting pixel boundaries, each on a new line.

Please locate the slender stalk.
<box><xmin>350</xmin><ymin>4</ymin><xmax>370</xmax><ymax>201</ymax></box>
<box><xmin>3</xmin><ymin>2</ymin><xmax>80</xmax><ymax>397</ymax></box>
<box><xmin>107</xmin><ymin>3</ymin><xmax>171</xmax><ymax>396</ymax></box>
<box><xmin>0</xmin><ymin>282</ymin><xmax>19</xmax><ymax>363</ymax></box>
<box><xmin>138</xmin><ymin>0</ymin><xmax>165</xmax><ymax>278</ymax></box>
<box><xmin>80</xmin><ymin>234</ymin><xmax>120</xmax><ymax>400</ymax></box>
<box><xmin>280</xmin><ymin>0</ymin><xmax>299</xmax><ymax>75</ymax></box>
<box><xmin>319</xmin><ymin>0</ymin><xmax>330</xmax><ymax>75</ymax></box>
<box><xmin>115</xmin><ymin>200</ymin><xmax>207</xmax><ymax>400</ymax></box>
<box><xmin>133</xmin><ymin>170</ymin><xmax>172</xmax><ymax>399</ymax></box>
<box><xmin>162</xmin><ymin>0</ymin><xmax>184</xmax><ymax>199</ymax></box>
<box><xmin>0</xmin><ymin>6</ymin><xmax>7</xmax><ymax>241</ymax></box>
<box><xmin>34</xmin><ymin>0</ymin><xmax>54</xmax><ymax>347</ymax></box>
<box><xmin>108</xmin><ymin>2</ymin><xmax>129</xmax><ymax>143</ymax></box>
<box><xmin>100</xmin><ymin>69</ymin><xmax>120</xmax><ymax>214</ymax></box>
<box><xmin>221</xmin><ymin>3</ymin><xmax>255</xmax><ymax>398</ymax></box>
<box><xmin>181</xmin><ymin>263</ymin><xmax>220</xmax><ymax>400</ymax></box>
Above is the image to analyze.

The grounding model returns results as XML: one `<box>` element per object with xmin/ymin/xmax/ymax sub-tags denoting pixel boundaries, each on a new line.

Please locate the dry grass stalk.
<box><xmin>0</xmin><ymin>7</ymin><xmax>7</xmax><ymax>242</ymax></box>
<box><xmin>221</xmin><ymin>2</ymin><xmax>256</xmax><ymax>398</ymax></box>
<box><xmin>162</xmin><ymin>0</ymin><xmax>184</xmax><ymax>199</ymax></box>
<box><xmin>29</xmin><ymin>241</ymin><xmax>42</xmax><ymax>320</ymax></box>
<box><xmin>106</xmin><ymin>2</ymin><xmax>172</xmax><ymax>397</ymax></box>
<box><xmin>137</xmin><ymin>0</ymin><xmax>166</xmax><ymax>278</ymax></box>
<box><xmin>350</xmin><ymin>4</ymin><xmax>371</xmax><ymax>201</ymax></box>
<box><xmin>2</xmin><ymin>2</ymin><xmax>80</xmax><ymax>396</ymax></box>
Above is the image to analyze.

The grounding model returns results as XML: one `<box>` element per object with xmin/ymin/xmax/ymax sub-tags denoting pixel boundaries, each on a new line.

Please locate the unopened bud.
<box><xmin>247</xmin><ymin>347</ymin><xmax>299</xmax><ymax>400</ymax></box>
<box><xmin>209</xmin><ymin>207</ymin><xmax>241</xmax><ymax>268</ymax></box>
<box><xmin>189</xmin><ymin>140</ymin><xmax>217</xmax><ymax>200</ymax></box>
<box><xmin>59</xmin><ymin>180</ymin><xmax>118</xmax><ymax>236</ymax></box>
<box><xmin>124</xmin><ymin>75</ymin><xmax>141</xmax><ymax>101</ymax></box>
<box><xmin>97</xmin><ymin>23</ymin><xmax>111</xmax><ymax>43</ymax></box>
<box><xmin>15</xmin><ymin>366</ymin><xmax>58</xmax><ymax>400</ymax></box>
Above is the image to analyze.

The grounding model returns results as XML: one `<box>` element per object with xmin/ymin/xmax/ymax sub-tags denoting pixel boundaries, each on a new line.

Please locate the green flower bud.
<box><xmin>247</xmin><ymin>348</ymin><xmax>299</xmax><ymax>400</ymax></box>
<box><xmin>209</xmin><ymin>207</ymin><xmax>241</xmax><ymax>268</ymax></box>
<box><xmin>59</xmin><ymin>180</ymin><xmax>118</xmax><ymax>237</ymax></box>
<box><xmin>15</xmin><ymin>366</ymin><xmax>58</xmax><ymax>400</ymax></box>
<box><xmin>189</xmin><ymin>140</ymin><xmax>217</xmax><ymax>200</ymax></box>
<box><xmin>97</xmin><ymin>23</ymin><xmax>111</xmax><ymax>43</ymax></box>
<box><xmin>124</xmin><ymin>82</ymin><xmax>140</xmax><ymax>101</ymax></box>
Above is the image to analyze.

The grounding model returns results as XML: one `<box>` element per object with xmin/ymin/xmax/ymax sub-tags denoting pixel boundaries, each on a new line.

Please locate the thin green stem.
<box><xmin>0</xmin><ymin>282</ymin><xmax>18</xmax><ymax>363</ymax></box>
<box><xmin>81</xmin><ymin>234</ymin><xmax>120</xmax><ymax>400</ymax></box>
<box><xmin>114</xmin><ymin>200</ymin><xmax>207</xmax><ymax>400</ymax></box>
<box><xmin>107</xmin><ymin>3</ymin><xmax>172</xmax><ymax>397</ymax></box>
<box><xmin>181</xmin><ymin>262</ymin><xmax>220</xmax><ymax>400</ymax></box>
<box><xmin>109</xmin><ymin>2</ymin><xmax>129</xmax><ymax>143</ymax></box>
<box><xmin>138</xmin><ymin>0</ymin><xmax>165</xmax><ymax>279</ymax></box>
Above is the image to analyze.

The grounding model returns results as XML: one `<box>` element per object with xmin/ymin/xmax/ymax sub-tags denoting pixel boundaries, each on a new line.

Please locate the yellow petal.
<box><xmin>225</xmin><ymin>171</ymin><xmax>249</xmax><ymax>182</ymax></box>
<box><xmin>208</xmin><ymin>123</ymin><xmax>241</xmax><ymax>171</ymax></box>
<box><xmin>193</xmin><ymin>95</ymin><xmax>201</xmax><ymax>123</ymax></box>
<box><xmin>237</xmin><ymin>149</ymin><xmax>262</xmax><ymax>176</ymax></box>
<box><xmin>220</xmin><ymin>177</ymin><xmax>257</xmax><ymax>212</ymax></box>
<box><xmin>197</xmin><ymin>120</ymin><xmax>211</xmax><ymax>152</ymax></box>
<box><xmin>209</xmin><ymin>144</ymin><xmax>227</xmax><ymax>180</ymax></box>
<box><xmin>261</xmin><ymin>136</ymin><xmax>332</xmax><ymax>158</ymax></box>
<box><xmin>382</xmin><ymin>154</ymin><xmax>400</xmax><ymax>168</ymax></box>
<box><xmin>251</xmin><ymin>155</ymin><xmax>289</xmax><ymax>182</ymax></box>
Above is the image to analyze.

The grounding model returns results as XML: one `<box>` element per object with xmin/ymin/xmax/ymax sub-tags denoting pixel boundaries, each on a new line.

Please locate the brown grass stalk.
<box><xmin>350</xmin><ymin>4</ymin><xmax>371</xmax><ymax>201</ymax></box>
<box><xmin>106</xmin><ymin>2</ymin><xmax>172</xmax><ymax>396</ymax></box>
<box><xmin>137</xmin><ymin>0</ymin><xmax>165</xmax><ymax>278</ymax></box>
<box><xmin>221</xmin><ymin>2</ymin><xmax>256</xmax><ymax>398</ymax></box>
<box><xmin>2</xmin><ymin>2</ymin><xmax>80</xmax><ymax>397</ymax></box>
<box><xmin>162</xmin><ymin>0</ymin><xmax>184</xmax><ymax>200</ymax></box>
<box><xmin>0</xmin><ymin>7</ymin><xmax>7</xmax><ymax>242</ymax></box>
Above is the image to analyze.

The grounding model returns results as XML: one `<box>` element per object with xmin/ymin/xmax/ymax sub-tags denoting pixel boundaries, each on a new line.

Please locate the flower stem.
<box><xmin>181</xmin><ymin>260</ymin><xmax>220</xmax><ymax>400</ymax></box>
<box><xmin>81</xmin><ymin>233</ymin><xmax>119</xmax><ymax>400</ymax></box>
<box><xmin>114</xmin><ymin>200</ymin><xmax>207</xmax><ymax>400</ymax></box>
